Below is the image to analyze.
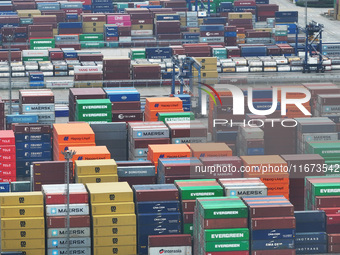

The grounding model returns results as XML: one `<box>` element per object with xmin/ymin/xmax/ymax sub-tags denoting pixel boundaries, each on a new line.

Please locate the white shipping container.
<box><xmin>233</xmin><ymin>58</ymin><xmax>247</xmax><ymax>66</ymax></box>
<box><xmin>119</xmin><ymin>36</ymin><xmax>132</xmax><ymax>42</ymax></box>
<box><xmin>42</xmin><ymin>71</ymin><xmax>54</xmax><ymax>77</ymax></box>
<box><xmin>149</xmin><ymin>246</ymin><xmax>192</xmax><ymax>255</ymax></box>
<box><xmin>47</xmin><ymin>237</ymin><xmax>91</xmax><ymax>248</ymax></box>
<box><xmin>131</xmin><ymin>30</ymin><xmax>153</xmax><ymax>36</ymax></box>
<box><xmin>331</xmin><ymin>65</ymin><xmax>340</xmax><ymax>70</ymax></box>
<box><xmin>249</xmin><ymin>61</ymin><xmax>263</xmax><ymax>67</ymax></box>
<box><xmin>263</xmin><ymin>67</ymin><xmax>277</xmax><ymax>72</ymax></box>
<box><xmin>249</xmin><ymin>67</ymin><xmax>263</xmax><ymax>72</ymax></box>
<box><xmin>277</xmin><ymin>65</ymin><xmax>290</xmax><ymax>72</ymax></box>
<box><xmin>0</xmin><ymin>73</ymin><xmax>10</xmax><ymax>77</ymax></box>
<box><xmin>22</xmin><ymin>50</ymin><xmax>49</xmax><ymax>57</ymax></box>
<box><xmin>12</xmin><ymin>72</ymin><xmax>26</xmax><ymax>77</ymax></box>
<box><xmin>47</xmin><ymin>248</ymin><xmax>91</xmax><ymax>255</ymax></box>
<box><xmin>291</xmin><ymin>66</ymin><xmax>303</xmax><ymax>71</ymax></box>
<box><xmin>46</xmin><ymin>204</ymin><xmax>89</xmax><ymax>216</ymax></box>
<box><xmin>47</xmin><ymin>227</ymin><xmax>91</xmax><ymax>238</ymax></box>
<box><xmin>263</xmin><ymin>61</ymin><xmax>277</xmax><ymax>67</ymax></box>
<box><xmin>236</xmin><ymin>66</ymin><xmax>249</xmax><ymax>72</ymax></box>
<box><xmin>275</xmin><ymin>59</ymin><xmax>288</xmax><ymax>65</ymax></box>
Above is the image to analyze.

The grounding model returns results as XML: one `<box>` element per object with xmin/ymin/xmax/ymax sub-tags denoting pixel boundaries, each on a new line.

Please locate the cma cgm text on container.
<box><xmin>207</xmin><ymin>85</ymin><xmax>312</xmax><ymax>128</ymax></box>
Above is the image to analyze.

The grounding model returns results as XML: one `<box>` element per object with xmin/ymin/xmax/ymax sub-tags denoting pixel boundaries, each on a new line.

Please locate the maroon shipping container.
<box><xmin>133</xmin><ymin>138</ymin><xmax>170</xmax><ymax>149</ymax></box>
<box><xmin>78</xmin><ymin>54</ymin><xmax>103</xmax><ymax>61</ymax></box>
<box><xmin>119</xmin><ymin>177</ymin><xmax>156</xmax><ymax>186</ymax></box>
<box><xmin>13</xmin><ymin>124</ymin><xmax>52</xmax><ymax>134</ymax></box>
<box><xmin>164</xmin><ymin>176</ymin><xmax>195</xmax><ymax>183</ymax></box>
<box><xmin>315</xmin><ymin>196</ymin><xmax>340</xmax><ymax>208</ymax></box>
<box><xmin>82</xmin><ymin>14</ymin><xmax>106</xmax><ymax>22</ymax></box>
<box><xmin>13</xmin><ymin>2</ymin><xmax>36</xmax><ymax>9</ymax></box>
<box><xmin>183</xmin><ymin>212</ymin><xmax>194</xmax><ymax>223</ymax></box>
<box><xmin>117</xmin><ymin>161</ymin><xmax>153</xmax><ymax>167</ymax></box>
<box><xmin>329</xmin><ymin>245</ymin><xmax>340</xmax><ymax>253</ymax></box>
<box><xmin>201</xmin><ymin>216</ymin><xmax>248</xmax><ymax>229</ymax></box>
<box><xmin>130</xmin><ymin>13</ymin><xmax>153</xmax><ymax>19</ymax></box>
<box><xmin>74</xmin><ymin>73</ymin><xmax>103</xmax><ymax>81</ymax></box>
<box><xmin>134</xmin><ymin>188</ymin><xmax>179</xmax><ymax>202</ymax></box>
<box><xmin>55</xmin><ymin>43</ymin><xmax>81</xmax><ymax>50</ymax></box>
<box><xmin>329</xmin><ymin>234</ymin><xmax>340</xmax><ymax>244</ymax></box>
<box><xmin>58</xmin><ymin>28</ymin><xmax>83</xmax><ymax>34</ymax></box>
<box><xmin>111</xmin><ymin>110</ymin><xmax>143</xmax><ymax>122</ymax></box>
<box><xmin>111</xmin><ymin>101</ymin><xmax>141</xmax><ymax>111</ymax></box>
<box><xmin>46</xmin><ymin>216</ymin><xmax>90</xmax><ymax>228</ymax></box>
<box><xmin>29</xmin><ymin>31</ymin><xmax>53</xmax><ymax>37</ymax></box>
<box><xmin>131</xmin><ymin>19</ymin><xmax>153</xmax><ymax>25</ymax></box>
<box><xmin>148</xmin><ymin>234</ymin><xmax>192</xmax><ymax>247</ymax></box>
<box><xmin>33</xmin><ymin>161</ymin><xmax>73</xmax><ymax>182</ymax></box>
<box><xmin>103</xmin><ymin>73</ymin><xmax>131</xmax><ymax>80</ymax></box>
<box><xmin>251</xmin><ymin>217</ymin><xmax>296</xmax><ymax>230</ymax></box>
<box><xmin>158</xmin><ymin>34</ymin><xmax>182</xmax><ymax>40</ymax></box>
<box><xmin>182</xmin><ymin>200</ymin><xmax>196</xmax><ymax>212</ymax></box>
<box><xmin>0</xmin><ymin>51</ymin><xmax>22</xmax><ymax>61</ymax></box>
<box><xmin>44</xmin><ymin>192</ymin><xmax>89</xmax><ymax>205</ymax></box>
<box><xmin>42</xmin><ymin>10</ymin><xmax>66</xmax><ymax>22</ymax></box>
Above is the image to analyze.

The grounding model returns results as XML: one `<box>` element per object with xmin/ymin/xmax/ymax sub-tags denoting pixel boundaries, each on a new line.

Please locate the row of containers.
<box><xmin>0</xmin><ymin>179</ymin><xmax>340</xmax><ymax>254</ymax></box>
<box><xmin>0</xmin><ymin>5</ymin><xmax>300</xmax><ymax>49</ymax></box>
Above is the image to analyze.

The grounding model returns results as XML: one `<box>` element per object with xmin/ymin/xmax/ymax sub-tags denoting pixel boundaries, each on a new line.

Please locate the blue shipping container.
<box><xmin>156</xmin><ymin>15</ymin><xmax>180</xmax><ymax>21</ymax></box>
<box><xmin>136</xmin><ymin>201</ymin><xmax>180</xmax><ymax>214</ymax></box>
<box><xmin>15</xmin><ymin>134</ymin><xmax>51</xmax><ymax>143</ymax></box>
<box><xmin>16</xmin><ymin>150</ymin><xmax>52</xmax><ymax>159</ymax></box>
<box><xmin>137</xmin><ymin>212</ymin><xmax>181</xmax><ymax>225</ymax></box>
<box><xmin>58</xmin><ymin>22</ymin><xmax>82</xmax><ymax>29</ymax></box>
<box><xmin>146</xmin><ymin>47</ymin><xmax>172</xmax><ymax>59</ymax></box>
<box><xmin>200</xmin><ymin>25</ymin><xmax>224</xmax><ymax>32</ymax></box>
<box><xmin>104</xmin><ymin>88</ymin><xmax>140</xmax><ymax>102</ymax></box>
<box><xmin>6</xmin><ymin>115</ymin><xmax>38</xmax><ymax>124</ymax></box>
<box><xmin>252</xmin><ymin>229</ymin><xmax>295</xmax><ymax>240</ymax></box>
<box><xmin>296</xmin><ymin>244</ymin><xmax>327</xmax><ymax>254</ymax></box>
<box><xmin>0</xmin><ymin>182</ymin><xmax>10</xmax><ymax>192</ymax></box>
<box><xmin>251</xmin><ymin>239</ymin><xmax>295</xmax><ymax>250</ymax></box>
<box><xmin>295</xmin><ymin>232</ymin><xmax>327</xmax><ymax>244</ymax></box>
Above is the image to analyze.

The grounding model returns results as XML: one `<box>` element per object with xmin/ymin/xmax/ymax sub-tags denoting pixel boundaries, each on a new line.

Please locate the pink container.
<box><xmin>107</xmin><ymin>15</ymin><xmax>131</xmax><ymax>22</ymax></box>
<box><xmin>108</xmin><ymin>21</ymin><xmax>132</xmax><ymax>27</ymax></box>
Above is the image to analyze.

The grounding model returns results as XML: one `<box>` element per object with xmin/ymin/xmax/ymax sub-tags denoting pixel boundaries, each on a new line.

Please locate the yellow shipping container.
<box><xmin>75</xmin><ymin>81</ymin><xmax>103</xmax><ymax>88</ymax></box>
<box><xmin>17</xmin><ymin>10</ymin><xmax>41</xmax><ymax>17</ymax></box>
<box><xmin>94</xmin><ymin>235</ymin><xmax>136</xmax><ymax>246</ymax></box>
<box><xmin>91</xmin><ymin>202</ymin><xmax>135</xmax><ymax>215</ymax></box>
<box><xmin>76</xmin><ymin>175</ymin><xmax>118</xmax><ymax>184</ymax></box>
<box><xmin>1</xmin><ymin>217</ymin><xmax>45</xmax><ymax>230</ymax></box>
<box><xmin>2</xmin><ymin>249</ymin><xmax>45</xmax><ymax>255</ymax></box>
<box><xmin>194</xmin><ymin>57</ymin><xmax>218</xmax><ymax>66</ymax></box>
<box><xmin>83</xmin><ymin>27</ymin><xmax>105</xmax><ymax>33</ymax></box>
<box><xmin>237</xmin><ymin>34</ymin><xmax>246</xmax><ymax>39</ymax></box>
<box><xmin>1</xmin><ymin>239</ymin><xmax>45</xmax><ymax>249</ymax></box>
<box><xmin>0</xmin><ymin>192</ymin><xmax>43</xmax><ymax>206</ymax></box>
<box><xmin>2</xmin><ymin>229</ymin><xmax>45</xmax><ymax>240</ymax></box>
<box><xmin>1</xmin><ymin>205</ymin><xmax>44</xmax><ymax>218</ymax></box>
<box><xmin>188</xmin><ymin>27</ymin><xmax>199</xmax><ymax>33</ymax></box>
<box><xmin>94</xmin><ymin>245</ymin><xmax>137</xmax><ymax>255</ymax></box>
<box><xmin>223</xmin><ymin>68</ymin><xmax>236</xmax><ymax>73</ymax></box>
<box><xmin>86</xmin><ymin>182</ymin><xmax>133</xmax><ymax>203</ymax></box>
<box><xmin>228</xmin><ymin>12</ymin><xmax>253</xmax><ymax>19</ymax></box>
<box><xmin>53</xmin><ymin>29</ymin><xmax>58</xmax><ymax>36</ymax></box>
<box><xmin>92</xmin><ymin>214</ymin><xmax>136</xmax><ymax>227</ymax></box>
<box><xmin>93</xmin><ymin>225</ymin><xmax>137</xmax><ymax>237</ymax></box>
<box><xmin>82</xmin><ymin>22</ymin><xmax>106</xmax><ymax>28</ymax></box>
<box><xmin>75</xmin><ymin>159</ymin><xmax>117</xmax><ymax>175</ymax></box>
<box><xmin>131</xmin><ymin>24</ymin><xmax>153</xmax><ymax>30</ymax></box>
<box><xmin>193</xmin><ymin>71</ymin><xmax>218</xmax><ymax>78</ymax></box>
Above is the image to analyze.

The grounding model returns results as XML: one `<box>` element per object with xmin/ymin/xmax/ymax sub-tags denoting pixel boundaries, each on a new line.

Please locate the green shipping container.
<box><xmin>158</xmin><ymin>112</ymin><xmax>195</xmax><ymax>123</ymax></box>
<box><xmin>312</xmin><ymin>183</ymin><xmax>340</xmax><ymax>196</ymax></box>
<box><xmin>30</xmin><ymin>39</ymin><xmax>55</xmax><ymax>49</ymax></box>
<box><xmin>175</xmin><ymin>179</ymin><xmax>216</xmax><ymax>183</ymax></box>
<box><xmin>76</xmin><ymin>112</ymin><xmax>112</xmax><ymax>121</ymax></box>
<box><xmin>130</xmin><ymin>49</ymin><xmax>146</xmax><ymax>60</ymax></box>
<box><xmin>106</xmin><ymin>42</ymin><xmax>119</xmax><ymax>48</ymax></box>
<box><xmin>305</xmin><ymin>142</ymin><xmax>340</xmax><ymax>158</ymax></box>
<box><xmin>79</xmin><ymin>34</ymin><xmax>104</xmax><ymax>41</ymax></box>
<box><xmin>183</xmin><ymin>223</ymin><xmax>193</xmax><ymax>235</ymax></box>
<box><xmin>275</xmin><ymin>31</ymin><xmax>288</xmax><ymax>36</ymax></box>
<box><xmin>80</xmin><ymin>42</ymin><xmax>106</xmax><ymax>48</ymax></box>
<box><xmin>23</xmin><ymin>57</ymin><xmax>49</xmax><ymax>61</ymax></box>
<box><xmin>20</xmin><ymin>18</ymin><xmax>33</xmax><ymax>25</ymax></box>
<box><xmin>204</xmin><ymin>229</ymin><xmax>249</xmax><ymax>242</ymax></box>
<box><xmin>204</xmin><ymin>241</ymin><xmax>249</xmax><ymax>252</ymax></box>
<box><xmin>76</xmin><ymin>99</ymin><xmax>111</xmax><ymax>113</ymax></box>
<box><xmin>198</xmin><ymin>200</ymin><xmax>248</xmax><ymax>219</ymax></box>
<box><xmin>179</xmin><ymin>186</ymin><xmax>224</xmax><ymax>200</ymax></box>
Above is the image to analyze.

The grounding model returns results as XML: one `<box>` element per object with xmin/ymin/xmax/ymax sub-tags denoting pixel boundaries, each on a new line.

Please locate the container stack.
<box><xmin>175</xmin><ymin>179</ymin><xmax>224</xmax><ymax>235</ymax></box>
<box><xmin>157</xmin><ymin>157</ymin><xmax>203</xmax><ymax>184</ymax></box>
<box><xmin>242</xmin><ymin>195</ymin><xmax>296</xmax><ymax>255</ymax></box>
<box><xmin>73</xmin><ymin>65</ymin><xmax>103</xmax><ymax>87</ymax></box>
<box><xmin>103</xmin><ymin>57</ymin><xmax>131</xmax><ymax>80</ymax></box>
<box><xmin>274</xmin><ymin>25</ymin><xmax>288</xmax><ymax>44</ymax></box>
<box><xmin>43</xmin><ymin>184</ymin><xmax>91</xmax><ymax>255</ymax></box>
<box><xmin>199</xmin><ymin>25</ymin><xmax>224</xmax><ymax>44</ymax></box>
<box><xmin>117</xmin><ymin>160</ymin><xmax>156</xmax><ymax>186</ymax></box>
<box><xmin>295</xmin><ymin>117</ymin><xmax>337</xmax><ymax>154</ymax></box>
<box><xmin>148</xmin><ymin>144</ymin><xmax>191</xmax><ymax>170</ymax></box>
<box><xmin>280</xmin><ymin>154</ymin><xmax>325</xmax><ymax>211</ymax></box>
<box><xmin>148</xmin><ymin>235</ymin><xmax>192</xmax><ymax>255</ymax></box>
<box><xmin>329</xmin><ymin>233</ymin><xmax>340</xmax><ymax>253</ymax></box>
<box><xmin>32</xmin><ymin>161</ymin><xmax>73</xmax><ymax>191</ymax></box>
<box><xmin>130</xmin><ymin>48</ymin><xmax>146</xmax><ymax>60</ymax></box>
<box><xmin>75</xmin><ymin>99</ymin><xmax>112</xmax><ymax>123</ymax></box>
<box><xmin>87</xmin><ymin>182</ymin><xmax>137</xmax><ymax>255</ymax></box>
<box><xmin>104</xmin><ymin>24</ymin><xmax>119</xmax><ymax>44</ymax></box>
<box><xmin>52</xmin><ymin>123</ymin><xmax>95</xmax><ymax>161</ymax></box>
<box><xmin>241</xmin><ymin>155</ymin><xmax>290</xmax><ymax>199</ymax></box>
<box><xmin>82</xmin><ymin>15</ymin><xmax>106</xmax><ymax>34</ymax></box>
<box><xmin>90</xmin><ymin>122</ymin><xmax>128</xmax><ymax>160</ymax></box>
<box><xmin>75</xmin><ymin>159</ymin><xmax>118</xmax><ymax>184</ymax></box>
<box><xmin>295</xmin><ymin>210</ymin><xmax>328</xmax><ymax>254</ymax></box>
<box><xmin>132</xmin><ymin>64</ymin><xmax>161</xmax><ymax>80</ymax></box>
<box><xmin>158</xmin><ymin>112</ymin><xmax>195</xmax><ymax>123</ymax></box>
<box><xmin>237</xmin><ymin>126</ymin><xmax>264</xmax><ymax>156</ymax></box>
<box><xmin>228</xmin><ymin>12</ymin><xmax>253</xmax><ymax>29</ymax></box>
<box><xmin>0</xmin><ymin>130</ymin><xmax>16</xmax><ymax>183</ymax></box>
<box><xmin>14</xmin><ymin>124</ymin><xmax>52</xmax><ymax>180</ymax></box>
<box><xmin>166</xmin><ymin>120</ymin><xmax>207</xmax><ymax>144</ymax></box>
<box><xmin>0</xmin><ymin>192</ymin><xmax>45</xmax><ymax>255</ymax></box>
<box><xmin>219</xmin><ymin>178</ymin><xmax>268</xmax><ymax>197</ymax></box>
<box><xmin>105</xmin><ymin>88</ymin><xmax>143</xmax><ymax>122</ymax></box>
<box><xmin>256</xmin><ymin>4</ymin><xmax>279</xmax><ymax>21</ymax></box>
<box><xmin>225</xmin><ymin>25</ymin><xmax>238</xmax><ymax>46</ymax></box>
<box><xmin>194</xmin><ymin>197</ymin><xmax>249</xmax><ymax>255</ymax></box>
<box><xmin>69</xmin><ymin>88</ymin><xmax>106</xmax><ymax>121</ymax></box>
<box><xmin>19</xmin><ymin>89</ymin><xmax>55</xmax><ymax>125</ymax></box>
<box><xmin>193</xmin><ymin>57</ymin><xmax>218</xmax><ymax>84</ymax></box>
<box><xmin>0</xmin><ymin>98</ymin><xmax>5</xmax><ymax>130</ymax></box>
<box><xmin>128</xmin><ymin>121</ymin><xmax>170</xmax><ymax>161</ymax></box>
<box><xmin>315</xmin><ymin>94</ymin><xmax>340</xmax><ymax>120</ymax></box>
<box><xmin>145</xmin><ymin>97</ymin><xmax>183</xmax><ymax>122</ymax></box>
<box><xmin>133</xmin><ymin>184</ymin><xmax>181</xmax><ymax>255</ymax></box>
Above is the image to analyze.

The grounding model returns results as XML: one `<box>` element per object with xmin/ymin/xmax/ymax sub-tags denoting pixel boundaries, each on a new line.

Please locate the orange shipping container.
<box><xmin>241</xmin><ymin>155</ymin><xmax>288</xmax><ymax>175</ymax></box>
<box><xmin>68</xmin><ymin>146</ymin><xmax>111</xmax><ymax>161</ymax></box>
<box><xmin>188</xmin><ymin>143</ymin><xmax>232</xmax><ymax>158</ymax></box>
<box><xmin>53</xmin><ymin>142</ymin><xmax>96</xmax><ymax>161</ymax></box>
<box><xmin>53</xmin><ymin>123</ymin><xmax>95</xmax><ymax>144</ymax></box>
<box><xmin>147</xmin><ymin>144</ymin><xmax>191</xmax><ymax>169</ymax></box>
<box><xmin>145</xmin><ymin>97</ymin><xmax>183</xmax><ymax>110</ymax></box>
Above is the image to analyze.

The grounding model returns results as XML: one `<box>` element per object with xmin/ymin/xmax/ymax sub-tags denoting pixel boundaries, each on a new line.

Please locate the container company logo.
<box><xmin>63</xmin><ymin>137</ymin><xmax>69</xmax><ymax>141</ymax></box>
<box><xmin>198</xmin><ymin>83</ymin><xmax>312</xmax><ymax>128</ymax></box>
<box><xmin>159</xmin><ymin>249</ymin><xmax>183</xmax><ymax>254</ymax></box>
